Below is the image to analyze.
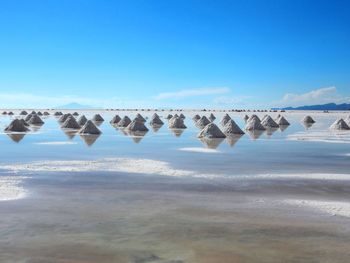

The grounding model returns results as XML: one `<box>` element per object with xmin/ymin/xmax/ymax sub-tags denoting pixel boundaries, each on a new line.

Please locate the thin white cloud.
<box><xmin>277</xmin><ymin>86</ymin><xmax>350</xmax><ymax>107</ymax></box>
<box><xmin>213</xmin><ymin>95</ymin><xmax>252</xmax><ymax>105</ymax></box>
<box><xmin>154</xmin><ymin>87</ymin><xmax>230</xmax><ymax>100</ymax></box>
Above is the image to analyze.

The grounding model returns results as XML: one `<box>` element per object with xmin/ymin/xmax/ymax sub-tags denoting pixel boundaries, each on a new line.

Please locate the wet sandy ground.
<box><xmin>1</xmin><ymin>171</ymin><xmax>350</xmax><ymax>263</ymax></box>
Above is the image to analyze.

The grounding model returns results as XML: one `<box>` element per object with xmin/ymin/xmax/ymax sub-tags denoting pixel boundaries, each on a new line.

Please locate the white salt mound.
<box><xmin>117</xmin><ymin>116</ymin><xmax>132</xmax><ymax>127</ymax></box>
<box><xmin>243</xmin><ymin>115</ymin><xmax>249</xmax><ymax>121</ymax></box>
<box><xmin>179</xmin><ymin>113</ymin><xmax>186</xmax><ymax>119</ymax></box>
<box><xmin>135</xmin><ymin>113</ymin><xmax>146</xmax><ymax>122</ymax></box>
<box><xmin>169</xmin><ymin>117</ymin><xmax>187</xmax><ymax>129</ymax></box>
<box><xmin>223</xmin><ymin>119</ymin><xmax>245</xmax><ymax>135</ymax></box>
<box><xmin>92</xmin><ymin>114</ymin><xmax>104</xmax><ymax>122</ymax></box>
<box><xmin>261</xmin><ymin>115</ymin><xmax>279</xmax><ymax>128</ymax></box>
<box><xmin>209</xmin><ymin>113</ymin><xmax>216</xmax><ymax>121</ymax></box>
<box><xmin>220</xmin><ymin>114</ymin><xmax>231</xmax><ymax>126</ymax></box>
<box><xmin>198</xmin><ymin>123</ymin><xmax>226</xmax><ymax>138</ymax></box>
<box><xmin>303</xmin><ymin>115</ymin><xmax>316</xmax><ymax>124</ymax></box>
<box><xmin>79</xmin><ymin>120</ymin><xmax>102</xmax><ymax>135</ymax></box>
<box><xmin>192</xmin><ymin>114</ymin><xmax>201</xmax><ymax>121</ymax></box>
<box><xmin>196</xmin><ymin>116</ymin><xmax>211</xmax><ymax>128</ymax></box>
<box><xmin>28</xmin><ymin>115</ymin><xmax>44</xmax><ymax>125</ymax></box>
<box><xmin>247</xmin><ymin>114</ymin><xmax>260</xmax><ymax>123</ymax></box>
<box><xmin>20</xmin><ymin>110</ymin><xmax>28</xmax><ymax>115</ymax></box>
<box><xmin>58</xmin><ymin>113</ymin><xmax>73</xmax><ymax>123</ymax></box>
<box><xmin>166</xmin><ymin>114</ymin><xmax>173</xmax><ymax>120</ymax></box>
<box><xmin>78</xmin><ymin>115</ymin><xmax>88</xmax><ymax>126</ymax></box>
<box><xmin>61</xmin><ymin>116</ymin><xmax>81</xmax><ymax>129</ymax></box>
<box><xmin>127</xmin><ymin>119</ymin><xmax>149</xmax><ymax>132</ymax></box>
<box><xmin>245</xmin><ymin>118</ymin><xmax>266</xmax><ymax>131</ymax></box>
<box><xmin>330</xmin><ymin>119</ymin><xmax>350</xmax><ymax>130</ymax></box>
<box><xmin>150</xmin><ymin>115</ymin><xmax>164</xmax><ymax>126</ymax></box>
<box><xmin>276</xmin><ymin>116</ymin><xmax>290</xmax><ymax>126</ymax></box>
<box><xmin>5</xmin><ymin>119</ymin><xmax>30</xmax><ymax>132</ymax></box>
<box><xmin>110</xmin><ymin>115</ymin><xmax>121</xmax><ymax>125</ymax></box>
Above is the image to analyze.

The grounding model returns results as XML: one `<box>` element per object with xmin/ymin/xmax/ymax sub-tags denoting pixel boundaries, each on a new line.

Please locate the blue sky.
<box><xmin>0</xmin><ymin>0</ymin><xmax>349</xmax><ymax>108</ymax></box>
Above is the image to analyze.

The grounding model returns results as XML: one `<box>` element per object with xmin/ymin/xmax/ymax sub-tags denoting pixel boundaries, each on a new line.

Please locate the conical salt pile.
<box><xmin>330</xmin><ymin>119</ymin><xmax>350</xmax><ymax>130</ymax></box>
<box><xmin>54</xmin><ymin>111</ymin><xmax>63</xmax><ymax>116</ymax></box>
<box><xmin>198</xmin><ymin>123</ymin><xmax>226</xmax><ymax>138</ymax></box>
<box><xmin>79</xmin><ymin>120</ymin><xmax>102</xmax><ymax>135</ymax></box>
<box><xmin>196</xmin><ymin>116</ymin><xmax>211</xmax><ymax>128</ymax></box>
<box><xmin>92</xmin><ymin>114</ymin><xmax>104</xmax><ymax>122</ymax></box>
<box><xmin>152</xmin><ymin>113</ymin><xmax>160</xmax><ymax>119</ymax></box>
<box><xmin>261</xmin><ymin>115</ymin><xmax>268</xmax><ymax>122</ymax></box>
<box><xmin>173</xmin><ymin>114</ymin><xmax>179</xmax><ymax>118</ymax></box>
<box><xmin>150</xmin><ymin>115</ymin><xmax>164</xmax><ymax>126</ymax></box>
<box><xmin>223</xmin><ymin>119</ymin><xmax>245</xmax><ymax>135</ymax></box>
<box><xmin>245</xmin><ymin>118</ymin><xmax>266</xmax><ymax>131</ymax></box>
<box><xmin>247</xmin><ymin>114</ymin><xmax>260</xmax><ymax>123</ymax></box>
<box><xmin>261</xmin><ymin>115</ymin><xmax>279</xmax><ymax>128</ymax></box>
<box><xmin>24</xmin><ymin>114</ymin><xmax>33</xmax><ymax>122</ymax></box>
<box><xmin>43</xmin><ymin>111</ymin><xmax>50</xmax><ymax>116</ymax></box>
<box><xmin>166</xmin><ymin>114</ymin><xmax>173</xmax><ymax>120</ymax></box>
<box><xmin>135</xmin><ymin>113</ymin><xmax>146</xmax><ymax>122</ymax></box>
<box><xmin>126</xmin><ymin>119</ymin><xmax>149</xmax><ymax>132</ymax></box>
<box><xmin>73</xmin><ymin>112</ymin><xmax>79</xmax><ymax>116</ymax></box>
<box><xmin>117</xmin><ymin>116</ymin><xmax>132</xmax><ymax>127</ymax></box>
<box><xmin>58</xmin><ymin>113</ymin><xmax>73</xmax><ymax>123</ymax></box>
<box><xmin>37</xmin><ymin>111</ymin><xmax>43</xmax><ymax>116</ymax></box>
<box><xmin>192</xmin><ymin>114</ymin><xmax>201</xmax><ymax>121</ymax></box>
<box><xmin>61</xmin><ymin>116</ymin><xmax>81</xmax><ymax>129</ymax></box>
<box><xmin>20</xmin><ymin>110</ymin><xmax>28</xmax><ymax>115</ymax></box>
<box><xmin>302</xmin><ymin>116</ymin><xmax>315</xmax><ymax>124</ymax></box>
<box><xmin>31</xmin><ymin>111</ymin><xmax>36</xmax><ymax>114</ymax></box>
<box><xmin>209</xmin><ymin>113</ymin><xmax>216</xmax><ymax>122</ymax></box>
<box><xmin>28</xmin><ymin>114</ymin><xmax>44</xmax><ymax>125</ymax></box>
<box><xmin>5</xmin><ymin>119</ymin><xmax>30</xmax><ymax>132</ymax></box>
<box><xmin>179</xmin><ymin>113</ymin><xmax>186</xmax><ymax>119</ymax></box>
<box><xmin>169</xmin><ymin>117</ymin><xmax>187</xmax><ymax>129</ymax></box>
<box><xmin>243</xmin><ymin>115</ymin><xmax>249</xmax><ymax>121</ymax></box>
<box><xmin>110</xmin><ymin>115</ymin><xmax>121</xmax><ymax>125</ymax></box>
<box><xmin>8</xmin><ymin>111</ymin><xmax>14</xmax><ymax>115</ymax></box>
<box><xmin>220</xmin><ymin>114</ymin><xmax>231</xmax><ymax>126</ymax></box>
<box><xmin>346</xmin><ymin>116</ymin><xmax>350</xmax><ymax>126</ymax></box>
<box><xmin>78</xmin><ymin>115</ymin><xmax>88</xmax><ymax>126</ymax></box>
<box><xmin>19</xmin><ymin>119</ymin><xmax>30</xmax><ymax>127</ymax></box>
<box><xmin>276</xmin><ymin>116</ymin><xmax>290</xmax><ymax>126</ymax></box>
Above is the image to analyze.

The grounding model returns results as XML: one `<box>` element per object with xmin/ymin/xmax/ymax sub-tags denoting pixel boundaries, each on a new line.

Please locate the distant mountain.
<box><xmin>54</xmin><ymin>102</ymin><xmax>98</xmax><ymax>109</ymax></box>
<box><xmin>275</xmin><ymin>103</ymin><xmax>350</xmax><ymax>111</ymax></box>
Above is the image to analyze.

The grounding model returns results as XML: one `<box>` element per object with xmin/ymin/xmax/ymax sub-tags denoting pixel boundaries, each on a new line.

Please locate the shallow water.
<box><xmin>1</xmin><ymin>110</ymin><xmax>350</xmax><ymax>262</ymax></box>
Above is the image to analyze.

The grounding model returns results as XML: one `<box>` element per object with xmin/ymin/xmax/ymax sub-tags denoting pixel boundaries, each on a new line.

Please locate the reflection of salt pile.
<box><xmin>92</xmin><ymin>114</ymin><xmax>104</xmax><ymax>122</ymax></box>
<box><xmin>127</xmin><ymin>119</ymin><xmax>149</xmax><ymax>132</ymax></box>
<box><xmin>117</xmin><ymin>116</ymin><xmax>132</xmax><ymax>127</ymax></box>
<box><xmin>150</xmin><ymin>114</ymin><xmax>164</xmax><ymax>125</ymax></box>
<box><xmin>330</xmin><ymin>119</ymin><xmax>350</xmax><ymax>130</ymax></box>
<box><xmin>5</xmin><ymin>119</ymin><xmax>30</xmax><ymax>132</ymax></box>
<box><xmin>61</xmin><ymin>116</ymin><xmax>81</xmax><ymax>129</ymax></box>
<box><xmin>79</xmin><ymin>120</ymin><xmax>102</xmax><ymax>135</ymax></box>
<box><xmin>245</xmin><ymin>117</ymin><xmax>266</xmax><ymax>131</ymax></box>
<box><xmin>7</xmin><ymin>133</ymin><xmax>26</xmax><ymax>143</ymax></box>
<box><xmin>28</xmin><ymin>114</ymin><xmax>44</xmax><ymax>125</ymax></box>
<box><xmin>196</xmin><ymin>116</ymin><xmax>210</xmax><ymax>128</ymax></box>
<box><xmin>261</xmin><ymin>115</ymin><xmax>279</xmax><ymax>128</ymax></box>
<box><xmin>78</xmin><ymin>115</ymin><xmax>88</xmax><ymax>126</ymax></box>
<box><xmin>220</xmin><ymin>114</ymin><xmax>231</xmax><ymax>126</ymax></box>
<box><xmin>276</xmin><ymin>116</ymin><xmax>290</xmax><ymax>126</ymax></box>
<box><xmin>226</xmin><ymin>134</ymin><xmax>243</xmax><ymax>147</ymax></box>
<box><xmin>192</xmin><ymin>114</ymin><xmax>201</xmax><ymax>121</ymax></box>
<box><xmin>80</xmin><ymin>134</ymin><xmax>100</xmax><ymax>146</ymax></box>
<box><xmin>223</xmin><ymin>119</ymin><xmax>244</xmax><ymax>135</ymax></box>
<box><xmin>198</xmin><ymin>123</ymin><xmax>226</xmax><ymax>138</ymax></box>
<box><xmin>303</xmin><ymin>115</ymin><xmax>316</xmax><ymax>124</ymax></box>
<box><xmin>135</xmin><ymin>113</ymin><xmax>146</xmax><ymax>122</ymax></box>
<box><xmin>110</xmin><ymin>115</ymin><xmax>121</xmax><ymax>125</ymax></box>
<box><xmin>169</xmin><ymin>116</ymin><xmax>187</xmax><ymax>129</ymax></box>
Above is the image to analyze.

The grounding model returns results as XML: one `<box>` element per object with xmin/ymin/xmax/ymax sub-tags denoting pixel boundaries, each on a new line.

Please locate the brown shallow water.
<box><xmin>1</xmin><ymin>171</ymin><xmax>350</xmax><ymax>263</ymax></box>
